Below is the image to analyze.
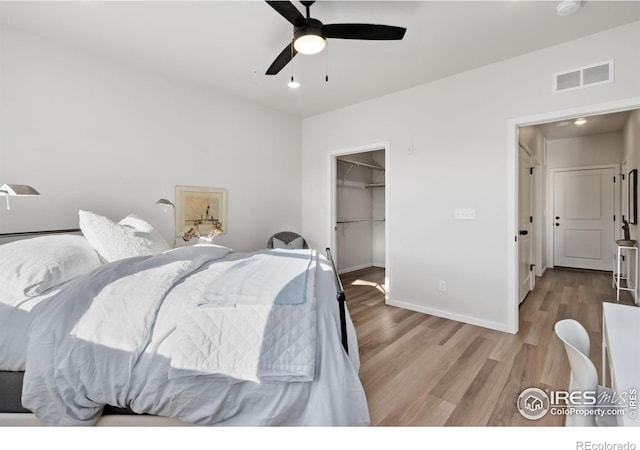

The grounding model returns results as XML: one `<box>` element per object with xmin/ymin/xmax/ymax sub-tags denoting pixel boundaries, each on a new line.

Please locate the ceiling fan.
<box><xmin>265</xmin><ymin>0</ymin><xmax>407</xmax><ymax>75</ymax></box>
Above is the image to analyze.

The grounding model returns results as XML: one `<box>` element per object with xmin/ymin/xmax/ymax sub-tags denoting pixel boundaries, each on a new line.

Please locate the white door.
<box><xmin>553</xmin><ymin>168</ymin><xmax>615</xmax><ymax>271</ymax></box>
<box><xmin>518</xmin><ymin>146</ymin><xmax>534</xmax><ymax>303</ymax></box>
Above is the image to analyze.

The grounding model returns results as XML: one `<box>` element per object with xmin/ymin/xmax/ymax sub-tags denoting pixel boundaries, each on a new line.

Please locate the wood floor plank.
<box><xmin>343</xmin><ymin>266</ymin><xmax>636</xmax><ymax>426</ymax></box>
<box><xmin>429</xmin><ymin>336</ymin><xmax>495</xmax><ymax>404</ymax></box>
<box><xmin>443</xmin><ymin>358</ymin><xmax>502</xmax><ymax>426</ymax></box>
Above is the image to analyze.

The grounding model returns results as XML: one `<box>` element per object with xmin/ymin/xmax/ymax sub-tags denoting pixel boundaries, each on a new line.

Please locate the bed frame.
<box><xmin>325</xmin><ymin>247</ymin><xmax>348</xmax><ymax>354</ymax></box>
<box><xmin>0</xmin><ymin>228</ymin><xmax>82</xmax><ymax>245</ymax></box>
<box><xmin>0</xmin><ymin>230</ymin><xmax>351</xmax><ymax>426</ymax></box>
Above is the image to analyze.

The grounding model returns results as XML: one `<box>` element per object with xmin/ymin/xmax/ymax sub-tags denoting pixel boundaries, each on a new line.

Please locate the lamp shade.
<box><xmin>0</xmin><ymin>184</ymin><xmax>40</xmax><ymax>196</ymax></box>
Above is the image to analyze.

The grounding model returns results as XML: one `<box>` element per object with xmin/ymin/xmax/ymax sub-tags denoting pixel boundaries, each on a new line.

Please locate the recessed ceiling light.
<box><xmin>288</xmin><ymin>76</ymin><xmax>300</xmax><ymax>89</ymax></box>
<box><xmin>574</xmin><ymin>118</ymin><xmax>587</xmax><ymax>125</ymax></box>
<box><xmin>556</xmin><ymin>121</ymin><xmax>571</xmax><ymax>127</ymax></box>
<box><xmin>556</xmin><ymin>1</ymin><xmax>582</xmax><ymax>16</ymax></box>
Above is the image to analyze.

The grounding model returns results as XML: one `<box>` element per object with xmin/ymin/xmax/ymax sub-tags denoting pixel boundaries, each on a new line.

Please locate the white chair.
<box><xmin>554</xmin><ymin>319</ymin><xmax>618</xmax><ymax>427</ymax></box>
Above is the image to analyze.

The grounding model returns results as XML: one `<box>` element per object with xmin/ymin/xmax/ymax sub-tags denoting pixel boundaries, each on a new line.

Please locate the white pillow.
<box><xmin>272</xmin><ymin>236</ymin><xmax>304</xmax><ymax>250</ymax></box>
<box><xmin>79</xmin><ymin>210</ymin><xmax>170</xmax><ymax>262</ymax></box>
<box><xmin>0</xmin><ymin>234</ymin><xmax>103</xmax><ymax>297</ymax></box>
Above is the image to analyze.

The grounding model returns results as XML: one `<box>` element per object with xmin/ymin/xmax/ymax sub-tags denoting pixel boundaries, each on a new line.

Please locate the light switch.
<box><xmin>454</xmin><ymin>208</ymin><xmax>476</xmax><ymax>220</ymax></box>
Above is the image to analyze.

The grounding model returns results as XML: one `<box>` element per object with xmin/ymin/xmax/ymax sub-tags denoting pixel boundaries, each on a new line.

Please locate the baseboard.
<box><xmin>536</xmin><ymin>265</ymin><xmax>548</xmax><ymax>277</ymax></box>
<box><xmin>385</xmin><ymin>298</ymin><xmax>514</xmax><ymax>334</ymax></box>
<box><xmin>338</xmin><ymin>263</ymin><xmax>372</xmax><ymax>275</ymax></box>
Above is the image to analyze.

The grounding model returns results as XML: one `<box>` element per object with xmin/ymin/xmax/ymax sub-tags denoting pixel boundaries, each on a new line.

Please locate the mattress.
<box><xmin>0</xmin><ymin>371</ymin><xmax>29</xmax><ymax>413</ymax></box>
<box><xmin>0</xmin><ymin>371</ymin><xmax>137</xmax><ymax>415</ymax></box>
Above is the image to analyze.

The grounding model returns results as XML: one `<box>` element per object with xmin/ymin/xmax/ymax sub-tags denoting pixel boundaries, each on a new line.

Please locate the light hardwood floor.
<box><xmin>342</xmin><ymin>266</ymin><xmax>636</xmax><ymax>426</ymax></box>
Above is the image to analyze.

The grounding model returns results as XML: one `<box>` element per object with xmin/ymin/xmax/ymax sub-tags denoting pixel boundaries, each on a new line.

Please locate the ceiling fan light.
<box><xmin>294</xmin><ymin>34</ymin><xmax>325</xmax><ymax>55</ymax></box>
<box><xmin>288</xmin><ymin>76</ymin><xmax>300</xmax><ymax>89</ymax></box>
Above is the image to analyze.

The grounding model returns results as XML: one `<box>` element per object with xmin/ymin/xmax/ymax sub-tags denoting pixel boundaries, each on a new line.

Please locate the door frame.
<box><xmin>506</xmin><ymin>96</ymin><xmax>640</xmax><ymax>334</ymax></box>
<box><xmin>547</xmin><ymin>164</ymin><xmax>620</xmax><ymax>270</ymax></box>
<box><xmin>327</xmin><ymin>141</ymin><xmax>390</xmax><ymax>299</ymax></box>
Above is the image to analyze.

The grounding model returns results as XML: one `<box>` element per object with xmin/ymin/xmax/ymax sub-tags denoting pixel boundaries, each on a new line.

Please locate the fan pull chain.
<box><xmin>325</xmin><ymin>41</ymin><xmax>329</xmax><ymax>82</ymax></box>
<box><xmin>288</xmin><ymin>40</ymin><xmax>300</xmax><ymax>89</ymax></box>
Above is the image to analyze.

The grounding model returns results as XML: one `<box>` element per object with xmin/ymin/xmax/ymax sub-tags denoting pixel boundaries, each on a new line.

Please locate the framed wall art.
<box><xmin>175</xmin><ymin>186</ymin><xmax>226</xmax><ymax>239</ymax></box>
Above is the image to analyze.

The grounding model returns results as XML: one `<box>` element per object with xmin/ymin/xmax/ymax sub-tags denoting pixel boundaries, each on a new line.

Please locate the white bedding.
<box><xmin>169</xmin><ymin>250</ymin><xmax>317</xmax><ymax>382</ymax></box>
<box><xmin>0</xmin><ymin>288</ymin><xmax>59</xmax><ymax>371</ymax></box>
<box><xmin>20</xmin><ymin>246</ymin><xmax>369</xmax><ymax>426</ymax></box>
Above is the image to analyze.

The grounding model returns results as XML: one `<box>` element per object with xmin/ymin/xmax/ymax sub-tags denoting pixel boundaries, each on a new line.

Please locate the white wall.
<box><xmin>301</xmin><ymin>21</ymin><xmax>640</xmax><ymax>332</ymax></box>
<box><xmin>546</xmin><ymin>131</ymin><xmax>624</xmax><ymax>168</ymax></box>
<box><xmin>372</xmin><ymin>187</ymin><xmax>385</xmax><ymax>267</ymax></box>
<box><xmin>371</xmin><ymin>150</ymin><xmax>386</xmax><ymax>268</ymax></box>
<box><xmin>0</xmin><ymin>25</ymin><xmax>302</xmax><ymax>252</ymax></box>
<box><xmin>518</xmin><ymin>126</ymin><xmax>546</xmax><ymax>165</ymax></box>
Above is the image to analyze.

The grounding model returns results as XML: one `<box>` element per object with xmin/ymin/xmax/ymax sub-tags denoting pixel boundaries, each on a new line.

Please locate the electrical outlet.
<box><xmin>454</xmin><ymin>208</ymin><xmax>476</xmax><ymax>220</ymax></box>
<box><xmin>438</xmin><ymin>280</ymin><xmax>447</xmax><ymax>292</ymax></box>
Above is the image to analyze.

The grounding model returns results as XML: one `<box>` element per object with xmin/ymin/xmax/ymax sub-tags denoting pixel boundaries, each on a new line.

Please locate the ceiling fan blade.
<box><xmin>323</xmin><ymin>24</ymin><xmax>406</xmax><ymax>40</ymax></box>
<box><xmin>265</xmin><ymin>1</ymin><xmax>307</xmax><ymax>27</ymax></box>
<box><xmin>266</xmin><ymin>42</ymin><xmax>298</xmax><ymax>75</ymax></box>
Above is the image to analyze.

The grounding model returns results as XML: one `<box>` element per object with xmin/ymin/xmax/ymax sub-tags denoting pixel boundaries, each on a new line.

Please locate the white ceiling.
<box><xmin>0</xmin><ymin>1</ymin><xmax>639</xmax><ymax>117</ymax></box>
<box><xmin>537</xmin><ymin>110</ymin><xmax>633</xmax><ymax>140</ymax></box>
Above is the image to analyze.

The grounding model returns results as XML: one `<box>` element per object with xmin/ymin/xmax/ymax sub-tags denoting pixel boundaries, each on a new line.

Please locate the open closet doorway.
<box><xmin>329</xmin><ymin>143</ymin><xmax>389</xmax><ymax>297</ymax></box>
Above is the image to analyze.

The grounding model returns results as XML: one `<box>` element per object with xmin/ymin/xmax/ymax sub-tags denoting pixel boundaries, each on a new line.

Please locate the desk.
<box><xmin>602</xmin><ymin>303</ymin><xmax>640</xmax><ymax>426</ymax></box>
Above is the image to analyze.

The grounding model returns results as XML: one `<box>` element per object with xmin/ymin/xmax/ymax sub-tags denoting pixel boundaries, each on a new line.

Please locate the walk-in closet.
<box><xmin>335</xmin><ymin>149</ymin><xmax>386</xmax><ymax>274</ymax></box>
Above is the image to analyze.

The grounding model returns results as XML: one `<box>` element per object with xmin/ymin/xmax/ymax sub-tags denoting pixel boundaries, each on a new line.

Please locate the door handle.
<box><xmin>519</xmin><ymin>230</ymin><xmax>528</xmax><ymax>236</ymax></box>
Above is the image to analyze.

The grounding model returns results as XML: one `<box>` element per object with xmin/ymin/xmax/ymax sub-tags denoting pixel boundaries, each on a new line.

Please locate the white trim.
<box><xmin>327</xmin><ymin>141</ymin><xmax>390</xmax><ymax>296</ymax></box>
<box><xmin>507</xmin><ymin>96</ymin><xmax>640</xmax><ymax>335</ymax></box>
<box><xmin>386</xmin><ymin>299</ymin><xmax>512</xmax><ymax>334</ymax></box>
<box><xmin>338</xmin><ymin>263</ymin><xmax>373</xmax><ymax>275</ymax></box>
<box><xmin>540</xmin><ymin>265</ymin><xmax>548</xmax><ymax>277</ymax></box>
<box><xmin>547</xmin><ymin>164</ymin><xmax>620</xmax><ymax>269</ymax></box>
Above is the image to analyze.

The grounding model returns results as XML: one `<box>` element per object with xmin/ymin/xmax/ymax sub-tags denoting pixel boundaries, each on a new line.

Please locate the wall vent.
<box><xmin>552</xmin><ymin>60</ymin><xmax>614</xmax><ymax>93</ymax></box>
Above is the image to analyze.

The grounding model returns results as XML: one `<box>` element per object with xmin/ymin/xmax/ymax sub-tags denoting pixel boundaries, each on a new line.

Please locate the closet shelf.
<box><xmin>337</xmin><ymin>218</ymin><xmax>385</xmax><ymax>224</ymax></box>
<box><xmin>365</xmin><ymin>183</ymin><xmax>385</xmax><ymax>189</ymax></box>
<box><xmin>337</xmin><ymin>158</ymin><xmax>385</xmax><ymax>172</ymax></box>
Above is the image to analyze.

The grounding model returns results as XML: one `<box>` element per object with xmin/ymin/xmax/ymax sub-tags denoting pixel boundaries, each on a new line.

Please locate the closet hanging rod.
<box><xmin>365</xmin><ymin>183</ymin><xmax>385</xmax><ymax>189</ymax></box>
<box><xmin>337</xmin><ymin>158</ymin><xmax>385</xmax><ymax>172</ymax></box>
<box><xmin>337</xmin><ymin>218</ymin><xmax>385</xmax><ymax>224</ymax></box>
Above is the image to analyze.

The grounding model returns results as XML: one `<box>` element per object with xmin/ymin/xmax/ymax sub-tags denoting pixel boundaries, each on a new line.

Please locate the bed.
<box><xmin>0</xmin><ymin>211</ymin><xmax>369</xmax><ymax>426</ymax></box>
